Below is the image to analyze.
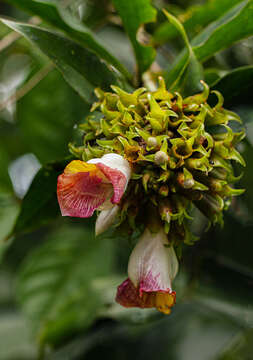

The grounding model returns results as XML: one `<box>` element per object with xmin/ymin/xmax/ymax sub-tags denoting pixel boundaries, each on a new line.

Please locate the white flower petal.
<box><xmin>167</xmin><ymin>246</ymin><xmax>178</xmax><ymax>282</ymax></box>
<box><xmin>128</xmin><ymin>228</ymin><xmax>178</xmax><ymax>293</ymax></box>
<box><xmin>88</xmin><ymin>153</ymin><xmax>131</xmax><ymax>186</ymax></box>
<box><xmin>95</xmin><ymin>205</ymin><xmax>119</xmax><ymax>236</ymax></box>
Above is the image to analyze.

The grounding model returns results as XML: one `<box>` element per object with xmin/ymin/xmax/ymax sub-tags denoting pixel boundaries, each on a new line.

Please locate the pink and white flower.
<box><xmin>57</xmin><ymin>153</ymin><xmax>131</xmax><ymax>218</ymax></box>
<box><xmin>116</xmin><ymin>228</ymin><xmax>178</xmax><ymax>314</ymax></box>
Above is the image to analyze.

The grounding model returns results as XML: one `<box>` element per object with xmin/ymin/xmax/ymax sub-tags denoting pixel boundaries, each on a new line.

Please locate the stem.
<box><xmin>0</xmin><ymin>63</ymin><xmax>54</xmax><ymax>113</ymax></box>
<box><xmin>0</xmin><ymin>17</ymin><xmax>41</xmax><ymax>53</ymax></box>
<box><xmin>147</xmin><ymin>203</ymin><xmax>162</xmax><ymax>233</ymax></box>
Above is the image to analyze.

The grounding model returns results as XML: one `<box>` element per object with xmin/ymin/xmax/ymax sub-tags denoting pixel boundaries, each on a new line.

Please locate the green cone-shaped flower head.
<box><xmin>70</xmin><ymin>77</ymin><xmax>245</xmax><ymax>246</ymax></box>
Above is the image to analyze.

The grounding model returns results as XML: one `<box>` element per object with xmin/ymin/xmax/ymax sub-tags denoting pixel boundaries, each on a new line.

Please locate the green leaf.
<box><xmin>192</xmin><ymin>0</ymin><xmax>253</xmax><ymax>62</ymax></box>
<box><xmin>204</xmin><ymin>68</ymin><xmax>226</xmax><ymax>87</ymax></box>
<box><xmin>0</xmin><ymin>19</ymin><xmax>118</xmax><ymax>103</ymax></box>
<box><xmin>211</xmin><ymin>66</ymin><xmax>253</xmax><ymax>102</ymax></box>
<box><xmin>18</xmin><ymin>69</ymin><xmax>89</xmax><ymax>163</ymax></box>
<box><xmin>163</xmin><ymin>10</ymin><xmax>203</xmax><ymax>95</ymax></box>
<box><xmin>5</xmin><ymin>0</ymin><xmax>131</xmax><ymax>80</ymax></box>
<box><xmin>17</xmin><ymin>224</ymin><xmax>115</xmax><ymax>345</ymax></box>
<box><xmin>10</xmin><ymin>159</ymin><xmax>68</xmax><ymax>238</ymax></box>
<box><xmin>164</xmin><ymin>1</ymin><xmax>253</xmax><ymax>92</ymax></box>
<box><xmin>112</xmin><ymin>0</ymin><xmax>157</xmax><ymax>76</ymax></box>
<box><xmin>153</xmin><ymin>0</ymin><xmax>244</xmax><ymax>45</ymax></box>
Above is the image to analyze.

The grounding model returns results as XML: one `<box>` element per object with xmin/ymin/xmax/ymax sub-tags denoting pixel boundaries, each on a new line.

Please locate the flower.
<box><xmin>116</xmin><ymin>228</ymin><xmax>178</xmax><ymax>314</ymax></box>
<box><xmin>57</xmin><ymin>153</ymin><xmax>131</xmax><ymax>218</ymax></box>
<box><xmin>95</xmin><ymin>205</ymin><xmax>119</xmax><ymax>236</ymax></box>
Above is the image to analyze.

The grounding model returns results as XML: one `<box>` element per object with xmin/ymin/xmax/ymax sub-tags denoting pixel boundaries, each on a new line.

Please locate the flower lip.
<box><xmin>57</xmin><ymin>154</ymin><xmax>131</xmax><ymax>218</ymax></box>
<box><xmin>57</xmin><ymin>164</ymin><xmax>111</xmax><ymax>218</ymax></box>
<box><xmin>116</xmin><ymin>278</ymin><xmax>176</xmax><ymax>315</ymax></box>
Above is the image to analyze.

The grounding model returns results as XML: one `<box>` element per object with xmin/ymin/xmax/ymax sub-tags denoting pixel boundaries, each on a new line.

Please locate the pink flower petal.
<box><xmin>57</xmin><ymin>155</ymin><xmax>131</xmax><ymax>219</ymax></box>
<box><xmin>96</xmin><ymin>163</ymin><xmax>127</xmax><ymax>204</ymax></box>
<box><xmin>57</xmin><ymin>171</ymin><xmax>112</xmax><ymax>218</ymax></box>
<box><xmin>139</xmin><ymin>270</ymin><xmax>166</xmax><ymax>296</ymax></box>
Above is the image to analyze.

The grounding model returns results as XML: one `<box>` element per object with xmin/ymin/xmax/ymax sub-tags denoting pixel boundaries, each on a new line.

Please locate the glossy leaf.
<box><xmin>17</xmin><ymin>69</ymin><xmax>89</xmax><ymax>163</ymax></box>
<box><xmin>5</xmin><ymin>0</ymin><xmax>131</xmax><ymax>79</ymax></box>
<box><xmin>17</xmin><ymin>224</ymin><xmax>115</xmax><ymax>345</ymax></box>
<box><xmin>163</xmin><ymin>11</ymin><xmax>203</xmax><ymax>95</ymax></box>
<box><xmin>154</xmin><ymin>0</ymin><xmax>243</xmax><ymax>45</ymax></box>
<box><xmin>0</xmin><ymin>19</ymin><xmax>118</xmax><ymax>103</ymax></box>
<box><xmin>112</xmin><ymin>0</ymin><xmax>157</xmax><ymax>76</ymax></box>
<box><xmin>211</xmin><ymin>66</ymin><xmax>253</xmax><ymax>102</ymax></box>
<box><xmin>192</xmin><ymin>0</ymin><xmax>253</xmax><ymax>62</ymax></box>
<box><xmin>10</xmin><ymin>160</ymin><xmax>68</xmax><ymax>237</ymax></box>
<box><xmin>204</xmin><ymin>68</ymin><xmax>225</xmax><ymax>87</ymax></box>
<box><xmin>164</xmin><ymin>1</ymin><xmax>253</xmax><ymax>90</ymax></box>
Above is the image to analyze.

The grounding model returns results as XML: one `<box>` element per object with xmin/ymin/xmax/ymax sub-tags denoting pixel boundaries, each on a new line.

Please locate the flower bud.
<box><xmin>177</xmin><ymin>172</ymin><xmax>194</xmax><ymax>189</ymax></box>
<box><xmin>95</xmin><ymin>205</ymin><xmax>119</xmax><ymax>236</ymax></box>
<box><xmin>154</xmin><ymin>151</ymin><xmax>169</xmax><ymax>165</ymax></box>
<box><xmin>147</xmin><ymin>136</ymin><xmax>158</xmax><ymax>148</ymax></box>
<box><xmin>183</xmin><ymin>178</ymin><xmax>195</xmax><ymax>189</ymax></box>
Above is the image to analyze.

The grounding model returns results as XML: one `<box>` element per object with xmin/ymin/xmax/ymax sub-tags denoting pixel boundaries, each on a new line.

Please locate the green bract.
<box><xmin>70</xmin><ymin>77</ymin><xmax>245</xmax><ymax>247</ymax></box>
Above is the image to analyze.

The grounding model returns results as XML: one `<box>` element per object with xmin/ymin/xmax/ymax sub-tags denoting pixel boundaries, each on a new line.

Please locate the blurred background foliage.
<box><xmin>0</xmin><ymin>0</ymin><xmax>253</xmax><ymax>359</ymax></box>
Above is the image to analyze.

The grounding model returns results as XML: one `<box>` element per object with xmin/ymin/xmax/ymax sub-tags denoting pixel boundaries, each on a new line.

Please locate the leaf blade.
<box><xmin>211</xmin><ymin>65</ymin><xmax>253</xmax><ymax>103</ymax></box>
<box><xmin>17</xmin><ymin>224</ymin><xmax>115</xmax><ymax>345</ymax></box>
<box><xmin>192</xmin><ymin>0</ymin><xmax>253</xmax><ymax>62</ymax></box>
<box><xmin>153</xmin><ymin>0</ymin><xmax>244</xmax><ymax>45</ymax></box>
<box><xmin>163</xmin><ymin>11</ymin><xmax>203</xmax><ymax>95</ymax></box>
<box><xmin>5</xmin><ymin>0</ymin><xmax>131</xmax><ymax>79</ymax></box>
<box><xmin>164</xmin><ymin>1</ymin><xmax>253</xmax><ymax>93</ymax></box>
<box><xmin>10</xmin><ymin>160</ymin><xmax>68</xmax><ymax>237</ymax></box>
<box><xmin>112</xmin><ymin>0</ymin><xmax>157</xmax><ymax>76</ymax></box>
<box><xmin>1</xmin><ymin>19</ymin><xmax>118</xmax><ymax>103</ymax></box>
